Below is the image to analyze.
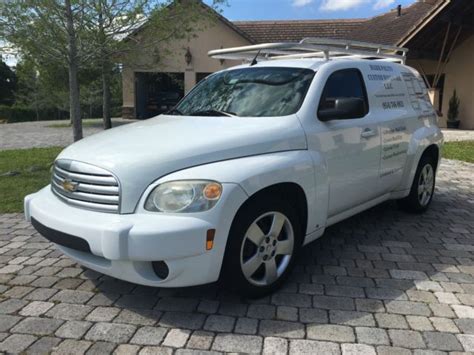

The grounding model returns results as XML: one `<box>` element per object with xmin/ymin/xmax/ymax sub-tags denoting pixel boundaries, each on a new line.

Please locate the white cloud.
<box><xmin>292</xmin><ymin>0</ymin><xmax>314</xmax><ymax>7</ymax></box>
<box><xmin>320</xmin><ymin>0</ymin><xmax>370</xmax><ymax>11</ymax></box>
<box><xmin>373</xmin><ymin>0</ymin><xmax>395</xmax><ymax>9</ymax></box>
<box><xmin>293</xmin><ymin>0</ymin><xmax>396</xmax><ymax>11</ymax></box>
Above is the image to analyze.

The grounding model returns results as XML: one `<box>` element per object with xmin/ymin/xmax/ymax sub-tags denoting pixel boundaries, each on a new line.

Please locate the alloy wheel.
<box><xmin>240</xmin><ymin>211</ymin><xmax>294</xmax><ymax>286</ymax></box>
<box><xmin>418</xmin><ymin>164</ymin><xmax>434</xmax><ymax>206</ymax></box>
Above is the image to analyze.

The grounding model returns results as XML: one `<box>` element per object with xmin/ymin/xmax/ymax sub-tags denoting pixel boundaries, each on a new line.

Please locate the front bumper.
<box><xmin>25</xmin><ymin>184</ymin><xmax>247</xmax><ymax>287</ymax></box>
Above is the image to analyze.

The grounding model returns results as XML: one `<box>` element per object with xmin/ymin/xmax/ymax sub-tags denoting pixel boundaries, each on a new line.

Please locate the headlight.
<box><xmin>145</xmin><ymin>180</ymin><xmax>222</xmax><ymax>213</ymax></box>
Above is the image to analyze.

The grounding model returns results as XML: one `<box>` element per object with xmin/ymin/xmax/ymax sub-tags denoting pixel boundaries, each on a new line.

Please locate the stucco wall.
<box><xmin>442</xmin><ymin>36</ymin><xmax>474</xmax><ymax>129</ymax></box>
<box><xmin>408</xmin><ymin>35</ymin><xmax>474</xmax><ymax>129</ymax></box>
<box><xmin>122</xmin><ymin>17</ymin><xmax>251</xmax><ymax>116</ymax></box>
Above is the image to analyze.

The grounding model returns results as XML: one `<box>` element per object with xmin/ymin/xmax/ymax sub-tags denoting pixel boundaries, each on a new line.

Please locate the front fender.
<box><xmin>399</xmin><ymin>125</ymin><xmax>443</xmax><ymax>192</ymax></box>
<box><xmin>152</xmin><ymin>150</ymin><xmax>325</xmax><ymax>236</ymax></box>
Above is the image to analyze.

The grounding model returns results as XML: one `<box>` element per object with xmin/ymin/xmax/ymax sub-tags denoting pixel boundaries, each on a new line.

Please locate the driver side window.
<box><xmin>318</xmin><ymin>68</ymin><xmax>369</xmax><ymax>120</ymax></box>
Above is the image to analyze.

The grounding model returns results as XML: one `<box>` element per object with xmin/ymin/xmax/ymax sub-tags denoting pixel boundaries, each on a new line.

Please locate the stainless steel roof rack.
<box><xmin>208</xmin><ymin>37</ymin><xmax>408</xmax><ymax>64</ymax></box>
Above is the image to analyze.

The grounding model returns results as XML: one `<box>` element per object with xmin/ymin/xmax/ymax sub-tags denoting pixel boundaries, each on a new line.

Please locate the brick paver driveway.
<box><xmin>0</xmin><ymin>119</ymin><xmax>135</xmax><ymax>150</ymax></box>
<box><xmin>0</xmin><ymin>159</ymin><xmax>473</xmax><ymax>354</ymax></box>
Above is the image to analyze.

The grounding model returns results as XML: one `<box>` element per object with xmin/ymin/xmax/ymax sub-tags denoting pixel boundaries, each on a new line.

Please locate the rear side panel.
<box><xmin>397</xmin><ymin>67</ymin><xmax>442</xmax><ymax>192</ymax></box>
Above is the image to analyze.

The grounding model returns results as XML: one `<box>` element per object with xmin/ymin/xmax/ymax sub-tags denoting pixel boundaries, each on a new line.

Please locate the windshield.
<box><xmin>173</xmin><ymin>67</ymin><xmax>315</xmax><ymax>117</ymax></box>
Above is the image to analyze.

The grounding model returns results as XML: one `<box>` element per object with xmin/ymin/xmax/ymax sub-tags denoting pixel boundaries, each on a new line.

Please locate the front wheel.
<box><xmin>221</xmin><ymin>196</ymin><xmax>302</xmax><ymax>298</ymax></box>
<box><xmin>398</xmin><ymin>155</ymin><xmax>436</xmax><ymax>213</ymax></box>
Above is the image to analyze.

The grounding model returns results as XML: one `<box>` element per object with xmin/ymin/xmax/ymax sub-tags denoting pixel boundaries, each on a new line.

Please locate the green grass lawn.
<box><xmin>442</xmin><ymin>140</ymin><xmax>474</xmax><ymax>163</ymax></box>
<box><xmin>0</xmin><ymin>147</ymin><xmax>63</xmax><ymax>213</ymax></box>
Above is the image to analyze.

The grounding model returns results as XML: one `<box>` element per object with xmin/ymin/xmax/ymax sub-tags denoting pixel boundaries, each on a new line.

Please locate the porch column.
<box><xmin>428</xmin><ymin>88</ymin><xmax>440</xmax><ymax>111</ymax></box>
<box><xmin>185</xmin><ymin>70</ymin><xmax>196</xmax><ymax>94</ymax></box>
<box><xmin>121</xmin><ymin>67</ymin><xmax>136</xmax><ymax>119</ymax></box>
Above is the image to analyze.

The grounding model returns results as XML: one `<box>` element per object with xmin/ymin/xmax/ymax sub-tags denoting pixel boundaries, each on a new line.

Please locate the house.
<box><xmin>122</xmin><ymin>0</ymin><xmax>474</xmax><ymax>129</ymax></box>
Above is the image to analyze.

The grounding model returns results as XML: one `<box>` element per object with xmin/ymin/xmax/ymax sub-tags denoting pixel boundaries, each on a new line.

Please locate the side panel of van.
<box><xmin>360</xmin><ymin>62</ymin><xmax>418</xmax><ymax>195</ymax></box>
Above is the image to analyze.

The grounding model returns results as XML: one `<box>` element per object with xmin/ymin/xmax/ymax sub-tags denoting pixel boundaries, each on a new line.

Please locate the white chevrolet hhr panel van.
<box><xmin>25</xmin><ymin>40</ymin><xmax>443</xmax><ymax>297</ymax></box>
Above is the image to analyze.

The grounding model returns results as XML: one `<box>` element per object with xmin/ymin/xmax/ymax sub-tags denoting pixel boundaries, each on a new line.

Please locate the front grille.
<box><xmin>51</xmin><ymin>160</ymin><xmax>120</xmax><ymax>213</ymax></box>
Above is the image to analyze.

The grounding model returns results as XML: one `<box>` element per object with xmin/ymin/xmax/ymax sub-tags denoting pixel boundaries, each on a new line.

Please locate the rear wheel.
<box><xmin>398</xmin><ymin>155</ymin><xmax>436</xmax><ymax>213</ymax></box>
<box><xmin>222</xmin><ymin>196</ymin><xmax>302</xmax><ymax>298</ymax></box>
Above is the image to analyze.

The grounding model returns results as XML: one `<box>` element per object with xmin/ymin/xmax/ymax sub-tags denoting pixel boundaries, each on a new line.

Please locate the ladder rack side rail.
<box><xmin>270</xmin><ymin>52</ymin><xmax>403</xmax><ymax>63</ymax></box>
<box><xmin>208</xmin><ymin>42</ymin><xmax>300</xmax><ymax>58</ymax></box>
<box><xmin>299</xmin><ymin>37</ymin><xmax>409</xmax><ymax>55</ymax></box>
<box><xmin>208</xmin><ymin>41</ymin><xmax>408</xmax><ymax>64</ymax></box>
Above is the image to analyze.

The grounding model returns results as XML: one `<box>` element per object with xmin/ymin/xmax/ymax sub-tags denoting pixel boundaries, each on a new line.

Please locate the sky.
<box><xmin>206</xmin><ymin>0</ymin><xmax>417</xmax><ymax>21</ymax></box>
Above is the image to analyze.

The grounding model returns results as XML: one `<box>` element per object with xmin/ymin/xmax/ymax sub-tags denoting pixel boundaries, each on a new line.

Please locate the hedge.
<box><xmin>0</xmin><ymin>105</ymin><xmax>67</xmax><ymax>123</ymax></box>
<box><xmin>0</xmin><ymin>105</ymin><xmax>122</xmax><ymax>123</ymax></box>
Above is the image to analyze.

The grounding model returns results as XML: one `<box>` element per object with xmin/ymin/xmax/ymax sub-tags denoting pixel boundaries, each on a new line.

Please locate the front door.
<box><xmin>307</xmin><ymin>68</ymin><xmax>381</xmax><ymax>217</ymax></box>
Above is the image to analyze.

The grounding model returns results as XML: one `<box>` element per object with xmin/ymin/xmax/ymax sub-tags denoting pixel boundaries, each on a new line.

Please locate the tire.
<box><xmin>398</xmin><ymin>154</ymin><xmax>436</xmax><ymax>213</ymax></box>
<box><xmin>221</xmin><ymin>195</ymin><xmax>302</xmax><ymax>298</ymax></box>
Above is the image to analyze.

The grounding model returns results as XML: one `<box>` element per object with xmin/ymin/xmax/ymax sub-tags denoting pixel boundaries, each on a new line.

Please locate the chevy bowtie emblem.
<box><xmin>62</xmin><ymin>179</ymin><xmax>78</xmax><ymax>192</ymax></box>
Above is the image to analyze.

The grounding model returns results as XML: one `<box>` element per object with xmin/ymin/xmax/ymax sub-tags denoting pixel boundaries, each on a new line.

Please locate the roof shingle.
<box><xmin>233</xmin><ymin>19</ymin><xmax>366</xmax><ymax>44</ymax></box>
<box><xmin>336</xmin><ymin>1</ymin><xmax>441</xmax><ymax>45</ymax></box>
<box><xmin>233</xmin><ymin>1</ymin><xmax>442</xmax><ymax>46</ymax></box>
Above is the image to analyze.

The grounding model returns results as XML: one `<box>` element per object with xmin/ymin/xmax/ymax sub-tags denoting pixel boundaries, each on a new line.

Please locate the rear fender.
<box><xmin>398</xmin><ymin>125</ymin><xmax>443</xmax><ymax>192</ymax></box>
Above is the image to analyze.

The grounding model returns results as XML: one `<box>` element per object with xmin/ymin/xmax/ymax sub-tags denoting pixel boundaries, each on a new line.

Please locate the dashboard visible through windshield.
<box><xmin>171</xmin><ymin>67</ymin><xmax>315</xmax><ymax>117</ymax></box>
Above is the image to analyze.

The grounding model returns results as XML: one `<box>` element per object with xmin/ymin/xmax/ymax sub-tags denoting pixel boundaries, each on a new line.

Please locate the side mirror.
<box><xmin>318</xmin><ymin>97</ymin><xmax>366</xmax><ymax>121</ymax></box>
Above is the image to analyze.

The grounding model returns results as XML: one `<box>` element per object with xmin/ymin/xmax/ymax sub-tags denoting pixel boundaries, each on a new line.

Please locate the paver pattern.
<box><xmin>442</xmin><ymin>129</ymin><xmax>474</xmax><ymax>142</ymax></box>
<box><xmin>0</xmin><ymin>159</ymin><xmax>473</xmax><ymax>354</ymax></box>
<box><xmin>0</xmin><ymin>119</ymin><xmax>135</xmax><ymax>150</ymax></box>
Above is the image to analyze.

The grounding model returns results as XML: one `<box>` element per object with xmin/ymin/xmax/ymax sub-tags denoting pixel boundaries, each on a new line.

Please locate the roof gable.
<box><xmin>198</xmin><ymin>2</ymin><xmax>255</xmax><ymax>43</ymax></box>
<box><xmin>126</xmin><ymin>0</ymin><xmax>255</xmax><ymax>44</ymax></box>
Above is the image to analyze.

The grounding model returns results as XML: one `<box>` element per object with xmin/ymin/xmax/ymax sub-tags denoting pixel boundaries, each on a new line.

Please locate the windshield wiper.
<box><xmin>189</xmin><ymin>109</ymin><xmax>237</xmax><ymax>117</ymax></box>
<box><xmin>167</xmin><ymin>108</ymin><xmax>183</xmax><ymax>115</ymax></box>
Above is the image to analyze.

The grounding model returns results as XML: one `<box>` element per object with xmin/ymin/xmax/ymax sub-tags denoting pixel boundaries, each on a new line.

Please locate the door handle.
<box><xmin>361</xmin><ymin>128</ymin><xmax>376</xmax><ymax>138</ymax></box>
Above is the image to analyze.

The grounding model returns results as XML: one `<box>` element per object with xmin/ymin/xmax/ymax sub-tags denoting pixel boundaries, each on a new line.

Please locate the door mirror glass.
<box><xmin>318</xmin><ymin>97</ymin><xmax>366</xmax><ymax>121</ymax></box>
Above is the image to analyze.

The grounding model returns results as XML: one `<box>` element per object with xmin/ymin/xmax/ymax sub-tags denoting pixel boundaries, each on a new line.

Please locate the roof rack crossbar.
<box><xmin>208</xmin><ymin>37</ymin><xmax>408</xmax><ymax>64</ymax></box>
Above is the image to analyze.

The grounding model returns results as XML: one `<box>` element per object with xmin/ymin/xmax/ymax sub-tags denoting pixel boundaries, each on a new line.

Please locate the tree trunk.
<box><xmin>34</xmin><ymin>96</ymin><xmax>39</xmax><ymax>121</ymax></box>
<box><xmin>102</xmin><ymin>64</ymin><xmax>112</xmax><ymax>129</ymax></box>
<box><xmin>65</xmin><ymin>0</ymin><xmax>83</xmax><ymax>141</ymax></box>
<box><xmin>98</xmin><ymin>1</ymin><xmax>112</xmax><ymax>130</ymax></box>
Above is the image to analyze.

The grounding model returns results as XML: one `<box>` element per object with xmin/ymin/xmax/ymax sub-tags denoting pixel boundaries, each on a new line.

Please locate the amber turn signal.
<box><xmin>203</xmin><ymin>183</ymin><xmax>222</xmax><ymax>200</ymax></box>
<box><xmin>206</xmin><ymin>229</ymin><xmax>216</xmax><ymax>250</ymax></box>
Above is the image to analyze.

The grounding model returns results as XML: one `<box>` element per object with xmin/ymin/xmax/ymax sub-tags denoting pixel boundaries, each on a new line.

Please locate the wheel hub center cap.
<box><xmin>258</xmin><ymin>238</ymin><xmax>277</xmax><ymax>261</ymax></box>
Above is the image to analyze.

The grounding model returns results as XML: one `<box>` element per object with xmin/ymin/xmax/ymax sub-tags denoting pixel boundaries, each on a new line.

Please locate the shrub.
<box><xmin>0</xmin><ymin>104</ymin><xmax>123</xmax><ymax>123</ymax></box>
<box><xmin>447</xmin><ymin>89</ymin><xmax>460</xmax><ymax>122</ymax></box>
<box><xmin>0</xmin><ymin>105</ymin><xmax>67</xmax><ymax>123</ymax></box>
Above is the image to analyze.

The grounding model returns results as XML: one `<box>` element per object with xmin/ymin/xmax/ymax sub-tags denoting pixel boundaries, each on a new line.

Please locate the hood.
<box><xmin>58</xmin><ymin>114</ymin><xmax>307</xmax><ymax>213</ymax></box>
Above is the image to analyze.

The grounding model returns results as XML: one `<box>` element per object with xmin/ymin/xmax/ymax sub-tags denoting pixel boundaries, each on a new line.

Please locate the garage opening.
<box><xmin>196</xmin><ymin>72</ymin><xmax>212</xmax><ymax>83</ymax></box>
<box><xmin>135</xmin><ymin>72</ymin><xmax>184</xmax><ymax>119</ymax></box>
